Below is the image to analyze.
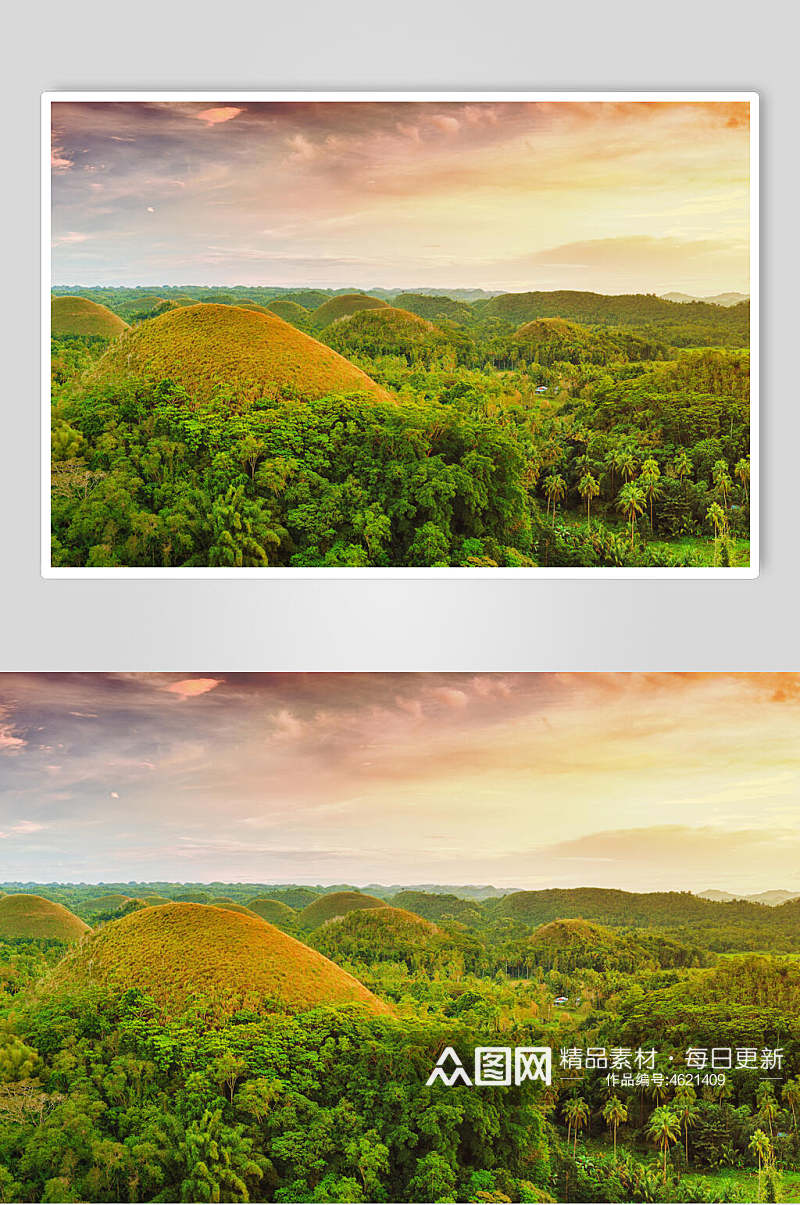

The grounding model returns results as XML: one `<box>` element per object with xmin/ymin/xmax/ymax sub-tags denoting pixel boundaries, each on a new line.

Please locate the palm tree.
<box><xmin>618</xmin><ymin>449</ymin><xmax>638</xmax><ymax>482</ymax></box>
<box><xmin>544</xmin><ymin>473</ymin><xmax>566</xmax><ymax>520</ymax></box>
<box><xmin>673</xmin><ymin>1086</ymin><xmax>700</xmax><ymax>1163</ymax></box>
<box><xmin>782</xmin><ymin>1077</ymin><xmax>800</xmax><ymax>1136</ymax></box>
<box><xmin>578</xmin><ymin>472</ymin><xmax>600</xmax><ymax>528</ymax></box>
<box><xmin>712</xmin><ymin>459</ymin><xmax>733</xmax><ymax>509</ymax></box>
<box><xmin>639</xmin><ymin>458</ymin><xmax>662</xmax><ymax>531</ymax></box>
<box><xmin>749</xmin><ymin>1127</ymin><xmax>772</xmax><ymax>1175</ymax></box>
<box><xmin>605</xmin><ymin>447</ymin><xmax>623</xmax><ymax>496</ymax></box>
<box><xmin>602</xmin><ymin>1096</ymin><xmax>627</xmax><ymax>1159</ymax></box>
<box><xmin>673</xmin><ymin>450</ymin><xmax>693</xmax><ymax>494</ymax></box>
<box><xmin>617</xmin><ymin>483</ymin><xmax>646</xmax><ymax>549</ymax></box>
<box><xmin>563</xmin><ymin>1097</ymin><xmax>590</xmax><ymax>1156</ymax></box>
<box><xmin>706</xmin><ymin>501</ymin><xmax>726</xmax><ymax>539</ymax></box>
<box><xmin>756</xmin><ymin>1082</ymin><xmax>779</xmax><ymax>1138</ymax></box>
<box><xmin>735</xmin><ymin>456</ymin><xmax>750</xmax><ymax>502</ymax></box>
<box><xmin>646</xmin><ymin>1106</ymin><xmax>680</xmax><ymax>1183</ymax></box>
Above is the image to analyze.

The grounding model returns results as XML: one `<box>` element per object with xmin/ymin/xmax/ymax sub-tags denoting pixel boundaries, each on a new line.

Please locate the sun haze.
<box><xmin>50</xmin><ymin>100</ymin><xmax>750</xmax><ymax>295</ymax></box>
<box><xmin>0</xmin><ymin>673</ymin><xmax>791</xmax><ymax>892</ymax></box>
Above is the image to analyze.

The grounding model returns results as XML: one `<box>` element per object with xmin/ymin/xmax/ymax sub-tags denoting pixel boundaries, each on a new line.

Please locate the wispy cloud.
<box><xmin>195</xmin><ymin>106</ymin><xmax>244</xmax><ymax>127</ymax></box>
<box><xmin>0</xmin><ymin>708</ymin><xmax>26</xmax><ymax>752</ymax></box>
<box><xmin>50</xmin><ymin>100</ymin><xmax>750</xmax><ymax>291</ymax></box>
<box><xmin>0</xmin><ymin>673</ymin><xmax>791</xmax><ymax>889</ymax></box>
<box><xmin>165</xmin><ymin>677</ymin><xmax>223</xmax><ymax>700</ymax></box>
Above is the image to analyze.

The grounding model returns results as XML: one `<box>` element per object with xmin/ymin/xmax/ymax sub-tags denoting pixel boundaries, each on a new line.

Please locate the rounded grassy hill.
<box><xmin>311</xmin><ymin>294</ymin><xmax>389</xmax><ymax>329</ymax></box>
<box><xmin>247</xmin><ymin>898</ymin><xmax>297</xmax><ymax>927</ymax></box>
<box><xmin>513</xmin><ymin>317</ymin><xmax>625</xmax><ymax>366</ymax></box>
<box><xmin>80</xmin><ymin>893</ymin><xmax>131</xmax><ymax>915</ymax></box>
<box><xmin>391</xmin><ymin>890</ymin><xmax>482</xmax><ymax>926</ymax></box>
<box><xmin>51</xmin><ymin>902</ymin><xmax>389</xmax><ymax>1019</ymax></box>
<box><xmin>51</xmin><ymin>296</ymin><xmax>129</xmax><ymax>338</ymax></box>
<box><xmin>207</xmin><ymin>901</ymin><xmax>264</xmax><ymax>920</ymax></box>
<box><xmin>0</xmin><ymin>894</ymin><xmax>90</xmax><ymax>941</ymax></box>
<box><xmin>322</xmin><ymin>306</ymin><xmax>450</xmax><ymax>360</ymax></box>
<box><xmin>393</xmin><ymin>294</ymin><xmax>474</xmax><ymax>326</ymax></box>
<box><xmin>87</xmin><ymin>304</ymin><xmax>392</xmax><ymax>405</ymax></box>
<box><xmin>264</xmin><ymin>299</ymin><xmax>309</xmax><ymax>327</ymax></box>
<box><xmin>527</xmin><ymin>918</ymin><xmax>652</xmax><ymax>973</ymax></box>
<box><xmin>296</xmin><ymin>891</ymin><xmax>387</xmax><ymax>931</ymax></box>
<box><xmin>310</xmin><ymin>905</ymin><xmax>440</xmax><ymax>966</ymax></box>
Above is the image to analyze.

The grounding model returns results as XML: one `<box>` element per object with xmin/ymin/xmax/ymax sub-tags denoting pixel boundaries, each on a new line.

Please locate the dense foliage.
<box><xmin>50</xmin><ymin>286</ymin><xmax>750</xmax><ymax>569</ymax></box>
<box><xmin>1</xmin><ymin>881</ymin><xmax>798</xmax><ymax>1202</ymax></box>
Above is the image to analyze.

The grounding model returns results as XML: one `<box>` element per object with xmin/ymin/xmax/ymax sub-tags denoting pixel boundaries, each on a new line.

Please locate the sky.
<box><xmin>51</xmin><ymin>100</ymin><xmax>751</xmax><ymax>294</ymax></box>
<box><xmin>0</xmin><ymin>673</ymin><xmax>795</xmax><ymax>892</ymax></box>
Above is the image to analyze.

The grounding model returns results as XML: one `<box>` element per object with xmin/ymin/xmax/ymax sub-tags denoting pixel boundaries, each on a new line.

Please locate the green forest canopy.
<box><xmin>50</xmin><ymin>287</ymin><xmax>750</xmax><ymax>569</ymax></box>
<box><xmin>0</xmin><ymin>877</ymin><xmax>797</xmax><ymax>1203</ymax></box>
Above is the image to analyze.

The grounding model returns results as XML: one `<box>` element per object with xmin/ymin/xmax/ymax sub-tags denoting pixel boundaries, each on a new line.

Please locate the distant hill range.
<box><xmin>660</xmin><ymin>291</ymin><xmax>749</xmax><ymax>307</ymax></box>
<box><xmin>52</xmin><ymin>286</ymin><xmax>750</xmax><ymax>348</ymax></box>
<box><xmin>697</xmin><ymin>888</ymin><xmax>800</xmax><ymax>906</ymax></box>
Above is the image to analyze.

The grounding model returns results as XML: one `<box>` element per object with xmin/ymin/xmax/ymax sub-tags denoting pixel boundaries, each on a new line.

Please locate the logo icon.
<box><xmin>427</xmin><ymin>1046</ymin><xmax>552</xmax><ymax>1087</ymax></box>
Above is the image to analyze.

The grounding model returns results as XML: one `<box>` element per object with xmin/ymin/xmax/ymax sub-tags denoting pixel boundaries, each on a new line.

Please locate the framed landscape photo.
<box><xmin>1</xmin><ymin>671</ymin><xmax>799</xmax><ymax>1204</ymax></box>
<box><xmin>43</xmin><ymin>92</ymin><xmax>758</xmax><ymax>577</ymax></box>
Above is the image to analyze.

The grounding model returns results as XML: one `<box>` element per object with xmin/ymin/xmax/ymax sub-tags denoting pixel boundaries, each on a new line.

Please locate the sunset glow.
<box><xmin>0</xmin><ymin>674</ymin><xmax>791</xmax><ymax>890</ymax></box>
<box><xmin>50</xmin><ymin>99</ymin><xmax>751</xmax><ymax>293</ymax></box>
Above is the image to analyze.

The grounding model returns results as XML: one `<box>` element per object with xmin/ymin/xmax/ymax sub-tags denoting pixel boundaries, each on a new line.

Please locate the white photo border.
<box><xmin>41</xmin><ymin>90</ymin><xmax>759</xmax><ymax>579</ymax></box>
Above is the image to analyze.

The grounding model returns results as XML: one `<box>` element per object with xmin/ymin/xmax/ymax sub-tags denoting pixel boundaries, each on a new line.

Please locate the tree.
<box><xmin>712</xmin><ymin>459</ymin><xmax>733</xmax><ymax>509</ymax></box>
<box><xmin>344</xmin><ymin>1130</ymin><xmax>390</xmax><ymax>1199</ymax></box>
<box><xmin>212</xmin><ymin>1051</ymin><xmax>248</xmax><ymax>1103</ymax></box>
<box><xmin>578</xmin><ymin>472</ymin><xmax>600</xmax><ymax>528</ymax></box>
<box><xmin>673</xmin><ymin>1086</ymin><xmax>700</xmax><ymax>1163</ymax></box>
<box><xmin>735</xmin><ymin>456</ymin><xmax>750</xmax><ymax>502</ymax></box>
<box><xmin>237</xmin><ymin>434</ymin><xmax>266</xmax><ymax>481</ymax></box>
<box><xmin>617</xmin><ymin>483</ymin><xmax>645</xmax><ymax>548</ymax></box>
<box><xmin>0</xmin><ymin>1037</ymin><xmax>40</xmax><ymax>1083</ymax></box>
<box><xmin>605</xmin><ymin>448</ymin><xmax>623</xmax><ymax>496</ymax></box>
<box><xmin>543</xmin><ymin>473</ymin><xmax>566</xmax><ymax>520</ymax></box>
<box><xmin>178</xmin><ymin>1108</ymin><xmax>269</xmax><ymax>1202</ymax></box>
<box><xmin>673</xmin><ymin>450</ymin><xmax>693</xmax><ymax>494</ymax></box>
<box><xmin>407</xmin><ymin>1152</ymin><xmax>457</xmax><ymax>1202</ymax></box>
<box><xmin>234</xmin><ymin>1076</ymin><xmax>279</xmax><ymax>1123</ymax></box>
<box><xmin>563</xmin><ymin>1096</ymin><xmax>590</xmax><ymax>1155</ymax></box>
<box><xmin>706</xmin><ymin>501</ymin><xmax>727</xmax><ymax>540</ymax></box>
<box><xmin>756</xmin><ymin>1082</ymin><xmax>779</xmax><ymax>1139</ymax></box>
<box><xmin>206</xmin><ymin>485</ymin><xmax>281</xmax><ymax>567</ymax></box>
<box><xmin>618</xmin><ymin>449</ymin><xmax>638</xmax><ymax>483</ymax></box>
<box><xmin>638</xmin><ymin>458</ymin><xmax>662</xmax><ymax>531</ymax></box>
<box><xmin>601</xmin><ymin>1096</ymin><xmax>627</xmax><ymax>1158</ymax></box>
<box><xmin>749</xmin><ymin>1127</ymin><xmax>772</xmax><ymax>1175</ymax></box>
<box><xmin>646</xmin><ymin>1106</ymin><xmax>680</xmax><ymax>1183</ymax></box>
<box><xmin>781</xmin><ymin>1077</ymin><xmax>800</xmax><ymax>1136</ymax></box>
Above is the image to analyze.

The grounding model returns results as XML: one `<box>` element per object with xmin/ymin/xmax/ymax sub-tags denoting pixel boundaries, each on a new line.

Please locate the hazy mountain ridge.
<box><xmin>660</xmin><ymin>291</ymin><xmax>749</xmax><ymax>306</ymax></box>
<box><xmin>698</xmin><ymin>888</ymin><xmax>800</xmax><ymax>906</ymax></box>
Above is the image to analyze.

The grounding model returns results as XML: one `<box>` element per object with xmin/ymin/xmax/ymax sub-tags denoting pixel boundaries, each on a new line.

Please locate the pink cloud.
<box><xmin>52</xmin><ymin>232</ymin><xmax>90</xmax><ymax>247</ymax></box>
<box><xmin>432</xmin><ymin>687</ymin><xmax>469</xmax><ymax>709</ymax></box>
<box><xmin>431</xmin><ymin>115</ymin><xmax>460</xmax><ymax>135</ymax></box>
<box><xmin>10</xmin><ymin>821</ymin><xmax>46</xmax><ymax>834</ymax></box>
<box><xmin>51</xmin><ymin>143</ymin><xmax>73</xmax><ymax>171</ymax></box>
<box><xmin>272</xmin><ymin>709</ymin><xmax>303</xmax><ymax>740</ymax></box>
<box><xmin>0</xmin><ymin>710</ymin><xmax>26</xmax><ymax>752</ymax></box>
<box><xmin>166</xmin><ymin>678</ymin><xmax>223</xmax><ymax>700</ymax></box>
<box><xmin>286</xmin><ymin>133</ymin><xmax>316</xmax><ymax>162</ymax></box>
<box><xmin>195</xmin><ymin>107</ymin><xmax>243</xmax><ymax>127</ymax></box>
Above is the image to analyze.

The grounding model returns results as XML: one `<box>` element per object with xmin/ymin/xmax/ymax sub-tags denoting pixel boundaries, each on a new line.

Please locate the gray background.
<box><xmin>1</xmin><ymin>0</ymin><xmax>794</xmax><ymax>671</ymax></box>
